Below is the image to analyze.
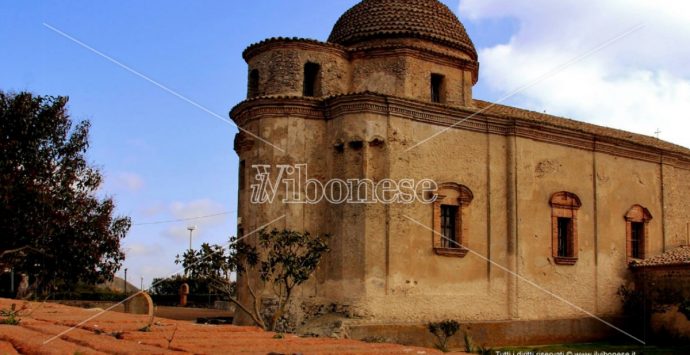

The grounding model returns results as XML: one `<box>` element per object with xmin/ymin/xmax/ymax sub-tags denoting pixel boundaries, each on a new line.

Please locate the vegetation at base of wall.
<box><xmin>427</xmin><ymin>319</ymin><xmax>460</xmax><ymax>352</ymax></box>
<box><xmin>463</xmin><ymin>331</ymin><xmax>473</xmax><ymax>353</ymax></box>
<box><xmin>256</xmin><ymin>229</ymin><xmax>331</xmax><ymax>331</ymax></box>
<box><xmin>0</xmin><ymin>303</ymin><xmax>22</xmax><ymax>325</ymax></box>
<box><xmin>461</xmin><ymin>331</ymin><xmax>492</xmax><ymax>354</ymax></box>
<box><xmin>618</xmin><ymin>284</ymin><xmax>688</xmax><ymax>342</ymax></box>
<box><xmin>213</xmin><ymin>229</ymin><xmax>331</xmax><ymax>332</ymax></box>
<box><xmin>168</xmin><ymin>230</ymin><xmax>330</xmax><ymax>331</ymax></box>
<box><xmin>679</xmin><ymin>299</ymin><xmax>690</xmax><ymax>321</ymax></box>
<box><xmin>492</xmin><ymin>341</ymin><xmax>690</xmax><ymax>354</ymax></box>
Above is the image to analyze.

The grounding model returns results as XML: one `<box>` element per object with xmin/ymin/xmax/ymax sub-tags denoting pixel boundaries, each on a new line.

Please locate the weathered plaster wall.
<box><xmin>512</xmin><ymin>138</ymin><xmax>595</xmax><ymax>319</ymax></box>
<box><xmin>350</xmin><ymin>56</ymin><xmax>407</xmax><ymax>96</ymax></box>
<box><xmin>402</xmin><ymin>56</ymin><xmax>471</xmax><ymax>106</ymax></box>
<box><xmin>595</xmin><ymin>153</ymin><xmax>663</xmax><ymax>313</ymax></box>
<box><xmin>356</xmin><ymin>114</ymin><xmax>503</xmax><ymax>321</ymax></box>
<box><xmin>246</xmin><ymin>44</ymin><xmax>349</xmax><ymax>97</ymax></box>
<box><xmin>662</xmin><ymin>164</ymin><xmax>690</xmax><ymax>249</ymax></box>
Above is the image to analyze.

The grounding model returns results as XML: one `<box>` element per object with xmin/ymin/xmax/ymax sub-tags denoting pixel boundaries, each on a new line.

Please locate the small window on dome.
<box><xmin>248</xmin><ymin>69</ymin><xmax>260</xmax><ymax>98</ymax></box>
<box><xmin>303</xmin><ymin>62</ymin><xmax>321</xmax><ymax>97</ymax></box>
<box><xmin>431</xmin><ymin>73</ymin><xmax>445</xmax><ymax>103</ymax></box>
<box><xmin>239</xmin><ymin>160</ymin><xmax>246</xmax><ymax>190</ymax></box>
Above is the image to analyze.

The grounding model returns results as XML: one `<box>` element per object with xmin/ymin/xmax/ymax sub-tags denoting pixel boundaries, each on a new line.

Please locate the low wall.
<box><xmin>346</xmin><ymin>317</ymin><xmax>625</xmax><ymax>348</ymax></box>
<box><xmin>633</xmin><ymin>264</ymin><xmax>690</xmax><ymax>299</ymax></box>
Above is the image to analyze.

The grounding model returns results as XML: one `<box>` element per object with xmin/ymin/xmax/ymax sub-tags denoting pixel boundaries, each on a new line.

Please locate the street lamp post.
<box><xmin>187</xmin><ymin>225</ymin><xmax>196</xmax><ymax>250</ymax></box>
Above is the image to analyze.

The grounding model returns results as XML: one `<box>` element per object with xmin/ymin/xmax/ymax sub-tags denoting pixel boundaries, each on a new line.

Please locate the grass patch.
<box><xmin>493</xmin><ymin>340</ymin><xmax>690</xmax><ymax>354</ymax></box>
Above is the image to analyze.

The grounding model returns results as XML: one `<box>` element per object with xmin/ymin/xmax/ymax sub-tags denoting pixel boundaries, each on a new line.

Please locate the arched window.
<box><xmin>432</xmin><ymin>183</ymin><xmax>473</xmax><ymax>257</ymax></box>
<box><xmin>625</xmin><ymin>205</ymin><xmax>652</xmax><ymax>260</ymax></box>
<box><xmin>248</xmin><ymin>69</ymin><xmax>260</xmax><ymax>98</ymax></box>
<box><xmin>303</xmin><ymin>62</ymin><xmax>321</xmax><ymax>97</ymax></box>
<box><xmin>550</xmin><ymin>191</ymin><xmax>581</xmax><ymax>265</ymax></box>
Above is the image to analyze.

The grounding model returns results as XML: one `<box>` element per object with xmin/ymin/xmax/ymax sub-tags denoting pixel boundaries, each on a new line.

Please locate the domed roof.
<box><xmin>328</xmin><ymin>0</ymin><xmax>477</xmax><ymax>59</ymax></box>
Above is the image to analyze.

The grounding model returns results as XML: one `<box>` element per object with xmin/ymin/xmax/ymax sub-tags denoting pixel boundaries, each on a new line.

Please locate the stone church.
<box><xmin>230</xmin><ymin>0</ymin><xmax>690</xmax><ymax>344</ymax></box>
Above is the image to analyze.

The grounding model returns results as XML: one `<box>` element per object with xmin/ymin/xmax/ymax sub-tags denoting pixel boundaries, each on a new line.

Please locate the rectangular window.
<box><xmin>303</xmin><ymin>62</ymin><xmax>321</xmax><ymax>97</ymax></box>
<box><xmin>440</xmin><ymin>205</ymin><xmax>458</xmax><ymax>248</ymax></box>
<box><xmin>431</xmin><ymin>74</ymin><xmax>444</xmax><ymax>103</ymax></box>
<box><xmin>631</xmin><ymin>222</ymin><xmax>644</xmax><ymax>258</ymax></box>
<box><xmin>557</xmin><ymin>217</ymin><xmax>572</xmax><ymax>257</ymax></box>
<box><xmin>239</xmin><ymin>160</ymin><xmax>246</xmax><ymax>190</ymax></box>
<box><xmin>248</xmin><ymin>69</ymin><xmax>260</xmax><ymax>98</ymax></box>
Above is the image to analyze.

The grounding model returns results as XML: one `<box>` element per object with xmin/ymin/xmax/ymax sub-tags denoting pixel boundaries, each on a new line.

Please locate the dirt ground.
<box><xmin>0</xmin><ymin>298</ymin><xmax>454</xmax><ymax>354</ymax></box>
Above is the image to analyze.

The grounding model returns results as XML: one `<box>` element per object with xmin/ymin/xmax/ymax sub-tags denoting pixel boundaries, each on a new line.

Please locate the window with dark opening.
<box><xmin>550</xmin><ymin>191</ymin><xmax>581</xmax><ymax>264</ymax></box>
<box><xmin>557</xmin><ymin>217</ymin><xmax>572</xmax><ymax>257</ymax></box>
<box><xmin>631</xmin><ymin>222</ymin><xmax>644</xmax><ymax>259</ymax></box>
<box><xmin>625</xmin><ymin>205</ymin><xmax>652</xmax><ymax>261</ymax></box>
<box><xmin>433</xmin><ymin>183</ymin><xmax>473</xmax><ymax>257</ymax></box>
<box><xmin>248</xmin><ymin>69</ymin><xmax>260</xmax><ymax>98</ymax></box>
<box><xmin>440</xmin><ymin>205</ymin><xmax>458</xmax><ymax>248</ymax></box>
<box><xmin>239</xmin><ymin>160</ymin><xmax>246</xmax><ymax>190</ymax></box>
<box><xmin>431</xmin><ymin>73</ymin><xmax>444</xmax><ymax>103</ymax></box>
<box><xmin>303</xmin><ymin>62</ymin><xmax>321</xmax><ymax>97</ymax></box>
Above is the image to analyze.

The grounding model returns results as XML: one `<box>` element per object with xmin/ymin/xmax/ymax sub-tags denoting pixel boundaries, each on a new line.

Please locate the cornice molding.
<box><xmin>229</xmin><ymin>93</ymin><xmax>690</xmax><ymax>170</ymax></box>
<box><xmin>243</xmin><ymin>37</ymin><xmax>347</xmax><ymax>61</ymax></box>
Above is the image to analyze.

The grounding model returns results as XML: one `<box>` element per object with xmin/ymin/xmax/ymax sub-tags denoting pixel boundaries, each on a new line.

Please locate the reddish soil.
<box><xmin>0</xmin><ymin>298</ymin><xmax>447</xmax><ymax>354</ymax></box>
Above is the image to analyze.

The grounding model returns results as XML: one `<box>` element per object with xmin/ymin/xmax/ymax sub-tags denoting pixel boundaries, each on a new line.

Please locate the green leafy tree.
<box><xmin>169</xmin><ymin>230</ymin><xmax>329</xmax><ymax>330</ymax></box>
<box><xmin>175</xmin><ymin>243</ymin><xmax>229</xmax><ymax>280</ymax></box>
<box><xmin>257</xmin><ymin>229</ymin><xmax>330</xmax><ymax>330</ymax></box>
<box><xmin>173</xmin><ymin>243</ymin><xmax>230</xmax><ymax>295</ymax></box>
<box><xmin>0</xmin><ymin>91</ymin><xmax>130</xmax><ymax>297</ymax></box>
<box><xmin>223</xmin><ymin>229</ymin><xmax>330</xmax><ymax>331</ymax></box>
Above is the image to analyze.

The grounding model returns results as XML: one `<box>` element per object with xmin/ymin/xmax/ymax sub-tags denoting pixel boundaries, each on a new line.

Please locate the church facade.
<box><xmin>230</xmin><ymin>0</ymin><xmax>690</xmax><ymax>340</ymax></box>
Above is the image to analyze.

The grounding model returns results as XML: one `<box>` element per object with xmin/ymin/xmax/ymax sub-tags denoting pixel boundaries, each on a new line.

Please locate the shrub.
<box><xmin>0</xmin><ymin>303</ymin><xmax>21</xmax><ymax>325</ymax></box>
<box><xmin>428</xmin><ymin>319</ymin><xmax>460</xmax><ymax>352</ymax></box>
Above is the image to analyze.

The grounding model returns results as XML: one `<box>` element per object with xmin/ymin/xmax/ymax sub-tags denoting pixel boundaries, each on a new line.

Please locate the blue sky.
<box><xmin>2</xmin><ymin>0</ymin><xmax>688</xmax><ymax>287</ymax></box>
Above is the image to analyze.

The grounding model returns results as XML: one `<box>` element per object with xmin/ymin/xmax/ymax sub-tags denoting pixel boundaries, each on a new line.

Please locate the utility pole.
<box><xmin>124</xmin><ymin>268</ymin><xmax>128</xmax><ymax>295</ymax></box>
<box><xmin>140</xmin><ymin>276</ymin><xmax>143</xmax><ymax>291</ymax></box>
<box><xmin>187</xmin><ymin>225</ymin><xmax>197</xmax><ymax>250</ymax></box>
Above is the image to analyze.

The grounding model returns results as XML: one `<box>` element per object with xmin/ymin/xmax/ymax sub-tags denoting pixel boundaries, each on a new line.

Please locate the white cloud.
<box><xmin>124</xmin><ymin>243</ymin><xmax>159</xmax><ymax>258</ymax></box>
<box><xmin>459</xmin><ymin>0</ymin><xmax>690</xmax><ymax>148</ymax></box>
<box><xmin>113</xmin><ymin>172</ymin><xmax>145</xmax><ymax>192</ymax></box>
<box><xmin>164</xmin><ymin>198</ymin><xmax>228</xmax><ymax>241</ymax></box>
<box><xmin>140</xmin><ymin>202</ymin><xmax>166</xmax><ymax>217</ymax></box>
